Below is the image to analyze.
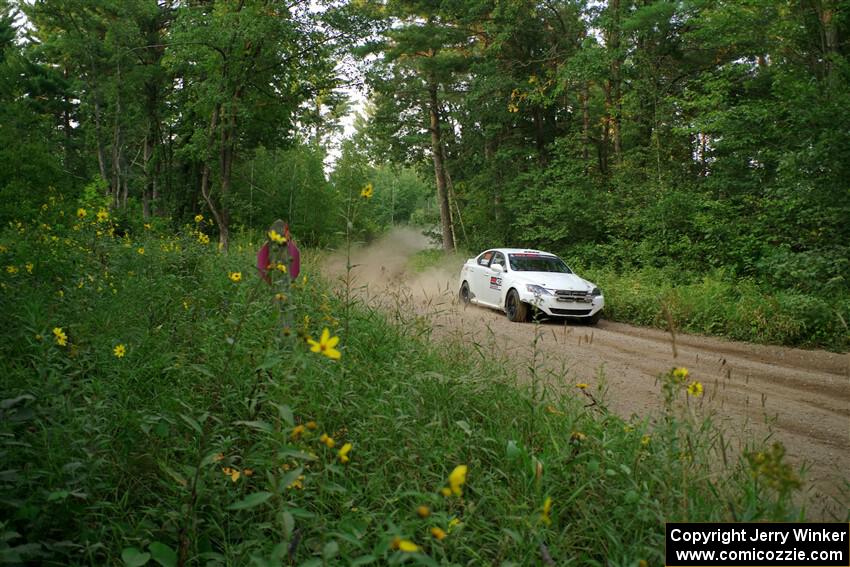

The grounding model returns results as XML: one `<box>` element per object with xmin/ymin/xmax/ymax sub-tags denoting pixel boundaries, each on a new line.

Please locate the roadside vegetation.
<box><xmin>409</xmin><ymin>250</ymin><xmax>849</xmax><ymax>351</ymax></box>
<box><xmin>1</xmin><ymin>196</ymin><xmax>811</xmax><ymax>566</ymax></box>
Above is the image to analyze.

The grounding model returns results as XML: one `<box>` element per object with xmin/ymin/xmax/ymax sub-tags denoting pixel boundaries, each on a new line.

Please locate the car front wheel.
<box><xmin>505</xmin><ymin>289</ymin><xmax>529</xmax><ymax>322</ymax></box>
<box><xmin>459</xmin><ymin>281</ymin><xmax>471</xmax><ymax>305</ymax></box>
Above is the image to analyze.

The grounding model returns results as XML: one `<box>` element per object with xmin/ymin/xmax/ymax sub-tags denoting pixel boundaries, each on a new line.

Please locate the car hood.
<box><xmin>511</xmin><ymin>271</ymin><xmax>595</xmax><ymax>291</ymax></box>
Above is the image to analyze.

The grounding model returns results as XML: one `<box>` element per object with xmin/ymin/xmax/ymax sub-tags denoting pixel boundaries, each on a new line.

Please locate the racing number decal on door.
<box><xmin>489</xmin><ymin>276</ymin><xmax>502</xmax><ymax>290</ymax></box>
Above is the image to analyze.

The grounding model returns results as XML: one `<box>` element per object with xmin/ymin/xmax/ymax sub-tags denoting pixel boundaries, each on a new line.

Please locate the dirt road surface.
<box><xmin>323</xmin><ymin>228</ymin><xmax>850</xmax><ymax>519</ymax></box>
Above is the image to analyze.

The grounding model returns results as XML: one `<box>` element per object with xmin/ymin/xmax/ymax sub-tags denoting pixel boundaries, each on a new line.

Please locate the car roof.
<box><xmin>480</xmin><ymin>248</ymin><xmax>558</xmax><ymax>256</ymax></box>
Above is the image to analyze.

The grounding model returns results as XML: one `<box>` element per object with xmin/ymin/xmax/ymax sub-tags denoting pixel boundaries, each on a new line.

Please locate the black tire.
<box><xmin>459</xmin><ymin>281</ymin><xmax>471</xmax><ymax>305</ymax></box>
<box><xmin>586</xmin><ymin>311</ymin><xmax>602</xmax><ymax>325</ymax></box>
<box><xmin>505</xmin><ymin>289</ymin><xmax>529</xmax><ymax>322</ymax></box>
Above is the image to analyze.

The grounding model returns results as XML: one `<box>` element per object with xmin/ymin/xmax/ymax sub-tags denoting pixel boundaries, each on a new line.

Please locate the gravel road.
<box><xmin>323</xmin><ymin>228</ymin><xmax>850</xmax><ymax>519</ymax></box>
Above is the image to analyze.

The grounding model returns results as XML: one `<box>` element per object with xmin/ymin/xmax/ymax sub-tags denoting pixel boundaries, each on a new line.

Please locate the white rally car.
<box><xmin>458</xmin><ymin>248</ymin><xmax>604</xmax><ymax>324</ymax></box>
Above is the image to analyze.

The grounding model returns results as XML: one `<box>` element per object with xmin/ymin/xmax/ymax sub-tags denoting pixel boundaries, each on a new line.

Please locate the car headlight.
<box><xmin>591</xmin><ymin>287</ymin><xmax>602</xmax><ymax>296</ymax></box>
<box><xmin>526</xmin><ymin>284</ymin><xmax>552</xmax><ymax>295</ymax></box>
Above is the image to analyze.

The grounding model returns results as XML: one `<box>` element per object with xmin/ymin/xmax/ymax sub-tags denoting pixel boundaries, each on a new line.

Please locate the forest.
<box><xmin>0</xmin><ymin>0</ymin><xmax>848</xmax><ymax>564</ymax></box>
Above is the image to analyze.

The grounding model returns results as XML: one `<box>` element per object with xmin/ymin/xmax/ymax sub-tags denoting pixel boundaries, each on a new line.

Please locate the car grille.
<box><xmin>555</xmin><ymin>290</ymin><xmax>589</xmax><ymax>300</ymax></box>
<box><xmin>551</xmin><ymin>308</ymin><xmax>592</xmax><ymax>316</ymax></box>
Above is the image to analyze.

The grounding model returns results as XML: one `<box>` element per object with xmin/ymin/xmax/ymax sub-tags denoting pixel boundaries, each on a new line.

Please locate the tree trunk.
<box><xmin>427</xmin><ymin>80</ymin><xmax>455</xmax><ymax>251</ymax></box>
<box><xmin>581</xmin><ymin>82</ymin><xmax>590</xmax><ymax>165</ymax></box>
<box><xmin>143</xmin><ymin>131</ymin><xmax>152</xmax><ymax>219</ymax></box>
<box><xmin>607</xmin><ymin>0</ymin><xmax>622</xmax><ymax>164</ymax></box>
<box><xmin>600</xmin><ymin>82</ymin><xmax>610</xmax><ymax>175</ymax></box>
<box><xmin>200</xmin><ymin>104</ymin><xmax>225</xmax><ymax>240</ymax></box>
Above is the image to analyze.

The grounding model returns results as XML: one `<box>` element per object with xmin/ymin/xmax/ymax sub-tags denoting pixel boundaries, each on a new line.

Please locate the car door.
<box><xmin>478</xmin><ymin>251</ymin><xmax>506</xmax><ymax>307</ymax></box>
<box><xmin>468</xmin><ymin>250</ymin><xmax>495</xmax><ymax>301</ymax></box>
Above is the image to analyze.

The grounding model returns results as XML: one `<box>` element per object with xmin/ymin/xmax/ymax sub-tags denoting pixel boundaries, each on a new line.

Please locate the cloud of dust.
<box><xmin>322</xmin><ymin>227</ymin><xmax>469</xmax><ymax>305</ymax></box>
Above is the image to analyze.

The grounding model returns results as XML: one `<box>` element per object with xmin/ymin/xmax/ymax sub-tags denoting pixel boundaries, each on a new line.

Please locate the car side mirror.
<box><xmin>492</xmin><ymin>264</ymin><xmax>504</xmax><ymax>273</ymax></box>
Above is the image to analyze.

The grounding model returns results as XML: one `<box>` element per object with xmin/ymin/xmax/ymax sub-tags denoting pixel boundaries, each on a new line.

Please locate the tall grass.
<box><xmin>0</xmin><ymin>201</ymin><xmax>810</xmax><ymax>566</ymax></box>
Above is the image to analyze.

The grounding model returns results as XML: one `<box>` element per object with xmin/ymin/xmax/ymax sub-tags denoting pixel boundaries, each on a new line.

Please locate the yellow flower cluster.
<box><xmin>268</xmin><ymin>229</ymin><xmax>287</xmax><ymax>244</ymax></box>
<box><xmin>439</xmin><ymin>464</ymin><xmax>467</xmax><ymax>497</ymax></box>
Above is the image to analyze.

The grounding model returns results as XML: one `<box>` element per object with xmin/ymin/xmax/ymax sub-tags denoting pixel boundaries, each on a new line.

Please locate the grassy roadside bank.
<box><xmin>1</xmin><ymin>214</ymin><xmax>808</xmax><ymax>565</ymax></box>
<box><xmin>409</xmin><ymin>249</ymin><xmax>849</xmax><ymax>351</ymax></box>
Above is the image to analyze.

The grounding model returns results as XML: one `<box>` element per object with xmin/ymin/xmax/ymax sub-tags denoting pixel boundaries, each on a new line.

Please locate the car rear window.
<box><xmin>508</xmin><ymin>254</ymin><xmax>572</xmax><ymax>273</ymax></box>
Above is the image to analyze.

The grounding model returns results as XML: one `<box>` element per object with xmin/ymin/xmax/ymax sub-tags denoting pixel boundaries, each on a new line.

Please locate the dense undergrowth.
<box><xmin>1</xmin><ymin>199</ymin><xmax>810</xmax><ymax>566</ymax></box>
<box><xmin>574</xmin><ymin>265</ymin><xmax>849</xmax><ymax>351</ymax></box>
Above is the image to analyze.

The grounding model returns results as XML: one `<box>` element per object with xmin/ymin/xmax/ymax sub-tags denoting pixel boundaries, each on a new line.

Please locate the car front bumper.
<box><xmin>518</xmin><ymin>291</ymin><xmax>604</xmax><ymax>318</ymax></box>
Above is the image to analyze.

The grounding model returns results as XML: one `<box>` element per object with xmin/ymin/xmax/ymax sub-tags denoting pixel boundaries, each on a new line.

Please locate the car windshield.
<box><xmin>508</xmin><ymin>254</ymin><xmax>572</xmax><ymax>273</ymax></box>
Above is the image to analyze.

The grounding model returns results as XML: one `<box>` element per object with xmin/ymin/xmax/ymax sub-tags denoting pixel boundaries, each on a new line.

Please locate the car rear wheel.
<box><xmin>505</xmin><ymin>289</ymin><xmax>529</xmax><ymax>322</ymax></box>
<box><xmin>459</xmin><ymin>281</ymin><xmax>471</xmax><ymax>305</ymax></box>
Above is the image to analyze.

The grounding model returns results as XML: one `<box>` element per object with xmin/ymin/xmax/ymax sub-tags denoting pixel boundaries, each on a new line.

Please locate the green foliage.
<box><xmin>0</xmin><ymin>205</ymin><xmax>809</xmax><ymax>565</ymax></box>
<box><xmin>575</xmin><ymin>266</ymin><xmax>849</xmax><ymax>350</ymax></box>
<box><xmin>227</xmin><ymin>145</ymin><xmax>337</xmax><ymax>247</ymax></box>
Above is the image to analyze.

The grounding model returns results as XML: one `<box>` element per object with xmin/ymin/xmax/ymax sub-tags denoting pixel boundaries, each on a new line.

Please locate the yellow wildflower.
<box><xmin>570</xmin><ymin>431</ymin><xmax>586</xmax><ymax>443</ymax></box>
<box><xmin>290</xmin><ymin>424</ymin><xmax>305</xmax><ymax>440</ymax></box>
<box><xmin>545</xmin><ymin>405</ymin><xmax>563</xmax><ymax>415</ymax></box>
<box><xmin>144</xmin><ymin>223</ymin><xmax>152</xmax><ymax>230</ymax></box>
<box><xmin>440</xmin><ymin>487</ymin><xmax>452</xmax><ymax>497</ymax></box>
<box><xmin>416</xmin><ymin>505</ymin><xmax>430</xmax><ymax>518</ymax></box>
<box><xmin>53</xmin><ymin>327</ymin><xmax>68</xmax><ymax>346</ymax></box>
<box><xmin>319</xmin><ymin>433</ymin><xmax>335</xmax><ymax>448</ymax></box>
<box><xmin>307</xmin><ymin>328</ymin><xmax>341</xmax><ymax>360</ymax></box>
<box><xmin>77</xmin><ymin>208</ymin><xmax>87</xmax><ymax>218</ymax></box>
<box><xmin>194</xmin><ymin>214</ymin><xmax>204</xmax><ymax>223</ymax></box>
<box><xmin>268</xmin><ymin>229</ymin><xmax>287</xmax><ymax>244</ymax></box>
<box><xmin>35</xmin><ymin>334</ymin><xmax>43</xmax><ymax>341</ymax></box>
<box><xmin>243</xmin><ymin>468</ymin><xmax>254</xmax><ymax>477</ymax></box>
<box><xmin>228</xmin><ymin>271</ymin><xmax>242</xmax><ymax>283</ymax></box>
<box><xmin>576</xmin><ymin>382</ymin><xmax>589</xmax><ymax>389</ymax></box>
<box><xmin>687</xmin><ymin>381</ymin><xmax>704</xmax><ymax>397</ymax></box>
<box><xmin>221</xmin><ymin>467</ymin><xmax>240</xmax><ymax>482</ymax></box>
<box><xmin>113</xmin><ymin>344</ymin><xmax>126</xmax><ymax>358</ymax></box>
<box><xmin>305</xmin><ymin>421</ymin><xmax>317</xmax><ymax>430</ymax></box>
<box><xmin>641</xmin><ymin>434</ymin><xmax>651</xmax><ymax>447</ymax></box>
<box><xmin>212</xmin><ymin>453</ymin><xmax>225</xmax><ymax>462</ymax></box>
<box><xmin>623</xmin><ymin>424</ymin><xmax>635</xmax><ymax>433</ymax></box>
<box><xmin>430</xmin><ymin>527</ymin><xmax>447</xmax><ymax>540</ymax></box>
<box><xmin>96</xmin><ymin>209</ymin><xmax>109</xmax><ymax>222</ymax></box>
<box><xmin>275</xmin><ymin>262</ymin><xmax>287</xmax><ymax>273</ymax></box>
<box><xmin>391</xmin><ymin>538</ymin><xmax>419</xmax><ymax>553</ymax></box>
<box><xmin>287</xmin><ymin>475</ymin><xmax>305</xmax><ymax>490</ymax></box>
<box><xmin>6</xmin><ymin>265</ymin><xmax>17</xmax><ymax>274</ymax></box>
<box><xmin>197</xmin><ymin>233</ymin><xmax>210</xmax><ymax>244</ymax></box>
<box><xmin>673</xmin><ymin>367</ymin><xmax>689</xmax><ymax>382</ymax></box>
<box><xmin>25</xmin><ymin>263</ymin><xmax>33</xmax><ymax>274</ymax></box>
<box><xmin>447</xmin><ymin>464</ymin><xmax>468</xmax><ymax>496</ymax></box>
<box><xmin>338</xmin><ymin>442</ymin><xmax>352</xmax><ymax>464</ymax></box>
<box><xmin>541</xmin><ymin>496</ymin><xmax>553</xmax><ymax>526</ymax></box>
<box><xmin>360</xmin><ymin>183</ymin><xmax>374</xmax><ymax>199</ymax></box>
<box><xmin>275</xmin><ymin>293</ymin><xmax>287</xmax><ymax>302</ymax></box>
<box><xmin>137</xmin><ymin>247</ymin><xmax>145</xmax><ymax>255</ymax></box>
<box><xmin>447</xmin><ymin>517</ymin><xmax>461</xmax><ymax>531</ymax></box>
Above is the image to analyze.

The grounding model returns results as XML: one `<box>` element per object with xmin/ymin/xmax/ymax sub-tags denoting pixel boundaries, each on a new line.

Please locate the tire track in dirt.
<box><xmin>323</xmin><ymin>228</ymin><xmax>850</xmax><ymax>519</ymax></box>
